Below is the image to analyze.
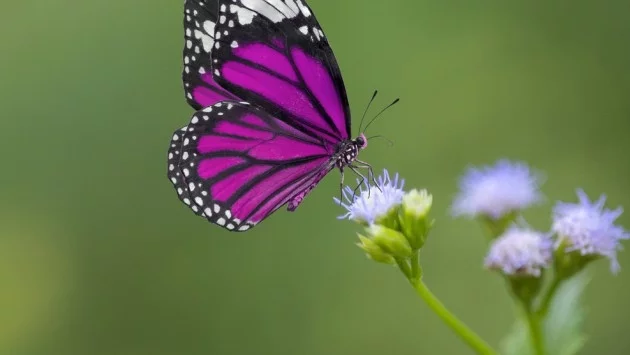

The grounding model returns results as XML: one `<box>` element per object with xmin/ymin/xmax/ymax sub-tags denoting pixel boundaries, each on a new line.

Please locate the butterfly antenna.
<box><xmin>363</xmin><ymin>98</ymin><xmax>400</xmax><ymax>134</ymax></box>
<box><xmin>357</xmin><ymin>90</ymin><xmax>378</xmax><ymax>134</ymax></box>
<box><xmin>367</xmin><ymin>135</ymin><xmax>394</xmax><ymax>147</ymax></box>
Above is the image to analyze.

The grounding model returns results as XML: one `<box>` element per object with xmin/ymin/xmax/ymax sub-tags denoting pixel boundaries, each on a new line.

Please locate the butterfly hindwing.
<box><xmin>174</xmin><ymin>101</ymin><xmax>334</xmax><ymax>231</ymax></box>
<box><xmin>211</xmin><ymin>0</ymin><xmax>351</xmax><ymax>144</ymax></box>
<box><xmin>183</xmin><ymin>0</ymin><xmax>240</xmax><ymax>109</ymax></box>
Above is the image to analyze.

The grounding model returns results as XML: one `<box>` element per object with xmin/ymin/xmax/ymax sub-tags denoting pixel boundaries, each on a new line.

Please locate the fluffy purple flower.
<box><xmin>452</xmin><ymin>160</ymin><xmax>543</xmax><ymax>219</ymax></box>
<box><xmin>553</xmin><ymin>189</ymin><xmax>629</xmax><ymax>272</ymax></box>
<box><xmin>334</xmin><ymin>170</ymin><xmax>405</xmax><ymax>224</ymax></box>
<box><xmin>485</xmin><ymin>226</ymin><xmax>553</xmax><ymax>277</ymax></box>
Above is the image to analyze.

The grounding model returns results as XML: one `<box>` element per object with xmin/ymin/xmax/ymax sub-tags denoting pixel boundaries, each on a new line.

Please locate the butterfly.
<box><xmin>168</xmin><ymin>0</ymin><xmax>386</xmax><ymax>232</ymax></box>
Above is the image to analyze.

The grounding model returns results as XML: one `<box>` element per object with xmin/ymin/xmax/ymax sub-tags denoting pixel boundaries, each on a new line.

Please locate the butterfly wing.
<box><xmin>211</xmin><ymin>0</ymin><xmax>352</xmax><ymax>144</ymax></box>
<box><xmin>168</xmin><ymin>126</ymin><xmax>207</xmax><ymax>217</ymax></box>
<box><xmin>183</xmin><ymin>0</ymin><xmax>240</xmax><ymax>109</ymax></box>
<box><xmin>170</xmin><ymin>101</ymin><xmax>334</xmax><ymax>231</ymax></box>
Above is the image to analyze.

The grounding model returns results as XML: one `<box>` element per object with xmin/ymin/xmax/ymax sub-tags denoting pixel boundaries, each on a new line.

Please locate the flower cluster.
<box><xmin>336</xmin><ymin>163</ymin><xmax>628</xmax><ymax>277</ymax></box>
<box><xmin>334</xmin><ymin>170</ymin><xmax>405</xmax><ymax>225</ymax></box>
<box><xmin>553</xmin><ymin>189</ymin><xmax>629</xmax><ymax>273</ymax></box>
<box><xmin>334</xmin><ymin>160</ymin><xmax>628</xmax><ymax>355</ymax></box>
<box><xmin>452</xmin><ymin>160</ymin><xmax>543</xmax><ymax>220</ymax></box>
<box><xmin>335</xmin><ymin>170</ymin><xmax>433</xmax><ymax>264</ymax></box>
<box><xmin>449</xmin><ymin>159</ymin><xmax>628</xmax><ymax>278</ymax></box>
<box><xmin>484</xmin><ymin>226</ymin><xmax>553</xmax><ymax>277</ymax></box>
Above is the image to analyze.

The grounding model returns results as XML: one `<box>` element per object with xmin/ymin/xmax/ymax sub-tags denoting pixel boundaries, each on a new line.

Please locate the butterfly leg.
<box><xmin>348</xmin><ymin>165</ymin><xmax>369</xmax><ymax>200</ymax></box>
<box><xmin>338</xmin><ymin>167</ymin><xmax>345</xmax><ymax>205</ymax></box>
<box><xmin>353</xmin><ymin>159</ymin><xmax>381</xmax><ymax>192</ymax></box>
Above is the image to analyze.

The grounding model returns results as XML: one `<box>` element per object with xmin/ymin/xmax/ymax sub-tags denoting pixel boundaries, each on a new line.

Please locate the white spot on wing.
<box><xmin>230</xmin><ymin>4</ymin><xmax>256</xmax><ymax>25</ymax></box>
<box><xmin>190</xmin><ymin>19</ymin><xmax>215</xmax><ymax>54</ymax></box>
<box><xmin>241</xmin><ymin>0</ymin><xmax>284</xmax><ymax>22</ymax></box>
<box><xmin>231</xmin><ymin>0</ymin><xmax>302</xmax><ymax>25</ymax></box>
<box><xmin>297</xmin><ymin>0</ymin><xmax>312</xmax><ymax>17</ymax></box>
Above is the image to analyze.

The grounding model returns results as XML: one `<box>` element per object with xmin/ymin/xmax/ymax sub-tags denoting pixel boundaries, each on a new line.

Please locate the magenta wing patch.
<box><xmin>210</xmin><ymin>1</ymin><xmax>351</xmax><ymax>144</ymax></box>
<box><xmin>183</xmin><ymin>0</ymin><xmax>240</xmax><ymax>109</ymax></box>
<box><xmin>173</xmin><ymin>101</ymin><xmax>333</xmax><ymax>231</ymax></box>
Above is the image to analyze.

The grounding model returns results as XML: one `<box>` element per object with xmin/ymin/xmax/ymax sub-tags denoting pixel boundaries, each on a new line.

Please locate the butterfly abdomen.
<box><xmin>287</xmin><ymin>164</ymin><xmax>334</xmax><ymax>211</ymax></box>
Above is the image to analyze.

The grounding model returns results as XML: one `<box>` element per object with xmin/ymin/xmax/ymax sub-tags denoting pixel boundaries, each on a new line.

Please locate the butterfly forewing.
<box><xmin>183</xmin><ymin>0</ymin><xmax>240</xmax><ymax>109</ymax></box>
<box><xmin>174</xmin><ymin>101</ymin><xmax>334</xmax><ymax>231</ymax></box>
<box><xmin>210</xmin><ymin>0</ymin><xmax>351</xmax><ymax>143</ymax></box>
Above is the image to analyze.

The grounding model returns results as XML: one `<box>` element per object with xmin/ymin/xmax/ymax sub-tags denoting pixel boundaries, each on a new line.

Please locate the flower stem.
<box><xmin>409</xmin><ymin>278</ymin><xmax>497</xmax><ymax>355</ymax></box>
<box><xmin>536</xmin><ymin>277</ymin><xmax>562</xmax><ymax>316</ymax></box>
<box><xmin>524</xmin><ymin>305</ymin><xmax>545</xmax><ymax>355</ymax></box>
<box><xmin>410</xmin><ymin>250</ymin><xmax>420</xmax><ymax>280</ymax></box>
<box><xmin>396</xmin><ymin>258</ymin><xmax>412</xmax><ymax>279</ymax></box>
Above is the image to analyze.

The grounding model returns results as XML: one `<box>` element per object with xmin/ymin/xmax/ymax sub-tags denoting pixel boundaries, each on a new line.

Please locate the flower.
<box><xmin>401</xmin><ymin>189</ymin><xmax>434</xmax><ymax>249</ymax></box>
<box><xmin>364</xmin><ymin>224</ymin><xmax>412</xmax><ymax>259</ymax></box>
<box><xmin>356</xmin><ymin>234</ymin><xmax>396</xmax><ymax>264</ymax></box>
<box><xmin>402</xmin><ymin>189</ymin><xmax>433</xmax><ymax>219</ymax></box>
<box><xmin>452</xmin><ymin>160</ymin><xmax>543</xmax><ymax>220</ymax></box>
<box><xmin>484</xmin><ymin>226</ymin><xmax>553</xmax><ymax>277</ymax></box>
<box><xmin>552</xmin><ymin>189</ymin><xmax>629</xmax><ymax>272</ymax></box>
<box><xmin>334</xmin><ymin>169</ymin><xmax>405</xmax><ymax>224</ymax></box>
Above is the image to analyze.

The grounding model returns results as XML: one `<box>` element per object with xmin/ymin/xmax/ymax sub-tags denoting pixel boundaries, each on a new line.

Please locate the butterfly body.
<box><xmin>335</xmin><ymin>134</ymin><xmax>368</xmax><ymax>169</ymax></box>
<box><xmin>287</xmin><ymin>133</ymin><xmax>368</xmax><ymax>211</ymax></box>
<box><xmin>169</xmin><ymin>0</ymin><xmax>370</xmax><ymax>231</ymax></box>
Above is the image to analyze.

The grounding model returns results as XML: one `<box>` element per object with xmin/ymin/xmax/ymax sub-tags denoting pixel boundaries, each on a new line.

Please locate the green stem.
<box><xmin>409</xmin><ymin>278</ymin><xmax>498</xmax><ymax>355</ymax></box>
<box><xmin>410</xmin><ymin>250</ymin><xmax>420</xmax><ymax>281</ymax></box>
<box><xmin>396</xmin><ymin>258</ymin><xmax>412</xmax><ymax>279</ymax></box>
<box><xmin>525</xmin><ymin>305</ymin><xmax>545</xmax><ymax>355</ymax></box>
<box><xmin>536</xmin><ymin>277</ymin><xmax>562</xmax><ymax>317</ymax></box>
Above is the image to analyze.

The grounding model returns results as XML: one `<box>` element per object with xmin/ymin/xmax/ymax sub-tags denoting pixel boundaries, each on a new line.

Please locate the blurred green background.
<box><xmin>2</xmin><ymin>1</ymin><xmax>630</xmax><ymax>354</ymax></box>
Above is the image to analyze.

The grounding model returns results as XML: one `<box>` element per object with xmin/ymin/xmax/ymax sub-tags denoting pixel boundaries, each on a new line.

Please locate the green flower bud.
<box><xmin>508</xmin><ymin>275</ymin><xmax>544</xmax><ymax>307</ymax></box>
<box><xmin>553</xmin><ymin>238</ymin><xmax>595</xmax><ymax>280</ymax></box>
<box><xmin>403</xmin><ymin>189</ymin><xmax>432</xmax><ymax>218</ymax></box>
<box><xmin>374</xmin><ymin>204</ymin><xmax>402</xmax><ymax>231</ymax></box>
<box><xmin>481</xmin><ymin>211</ymin><xmax>518</xmax><ymax>239</ymax></box>
<box><xmin>356</xmin><ymin>234</ymin><xmax>395</xmax><ymax>264</ymax></box>
<box><xmin>367</xmin><ymin>224</ymin><xmax>413</xmax><ymax>259</ymax></box>
<box><xmin>400</xmin><ymin>189</ymin><xmax>434</xmax><ymax>249</ymax></box>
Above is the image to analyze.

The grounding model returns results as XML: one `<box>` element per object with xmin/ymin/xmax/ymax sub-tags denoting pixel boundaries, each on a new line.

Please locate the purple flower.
<box><xmin>485</xmin><ymin>226</ymin><xmax>553</xmax><ymax>277</ymax></box>
<box><xmin>553</xmin><ymin>189</ymin><xmax>629</xmax><ymax>272</ymax></box>
<box><xmin>452</xmin><ymin>160</ymin><xmax>543</xmax><ymax>219</ymax></box>
<box><xmin>334</xmin><ymin>170</ymin><xmax>405</xmax><ymax>224</ymax></box>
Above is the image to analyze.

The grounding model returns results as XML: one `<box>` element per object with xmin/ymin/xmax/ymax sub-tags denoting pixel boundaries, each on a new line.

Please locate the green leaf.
<box><xmin>500</xmin><ymin>313</ymin><xmax>533</xmax><ymax>355</ymax></box>
<box><xmin>544</xmin><ymin>272</ymin><xmax>589</xmax><ymax>355</ymax></box>
<box><xmin>500</xmin><ymin>272</ymin><xmax>590</xmax><ymax>355</ymax></box>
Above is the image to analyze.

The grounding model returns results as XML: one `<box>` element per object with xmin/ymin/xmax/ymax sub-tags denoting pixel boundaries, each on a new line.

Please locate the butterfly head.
<box><xmin>354</xmin><ymin>133</ymin><xmax>368</xmax><ymax>150</ymax></box>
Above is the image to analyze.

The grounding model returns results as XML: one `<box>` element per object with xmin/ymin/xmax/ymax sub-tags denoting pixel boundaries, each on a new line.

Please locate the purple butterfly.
<box><xmin>168</xmin><ymin>0</ymin><xmax>383</xmax><ymax>231</ymax></box>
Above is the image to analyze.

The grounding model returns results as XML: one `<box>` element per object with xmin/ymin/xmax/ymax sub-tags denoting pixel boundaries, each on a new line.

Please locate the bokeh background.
<box><xmin>2</xmin><ymin>1</ymin><xmax>630</xmax><ymax>354</ymax></box>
